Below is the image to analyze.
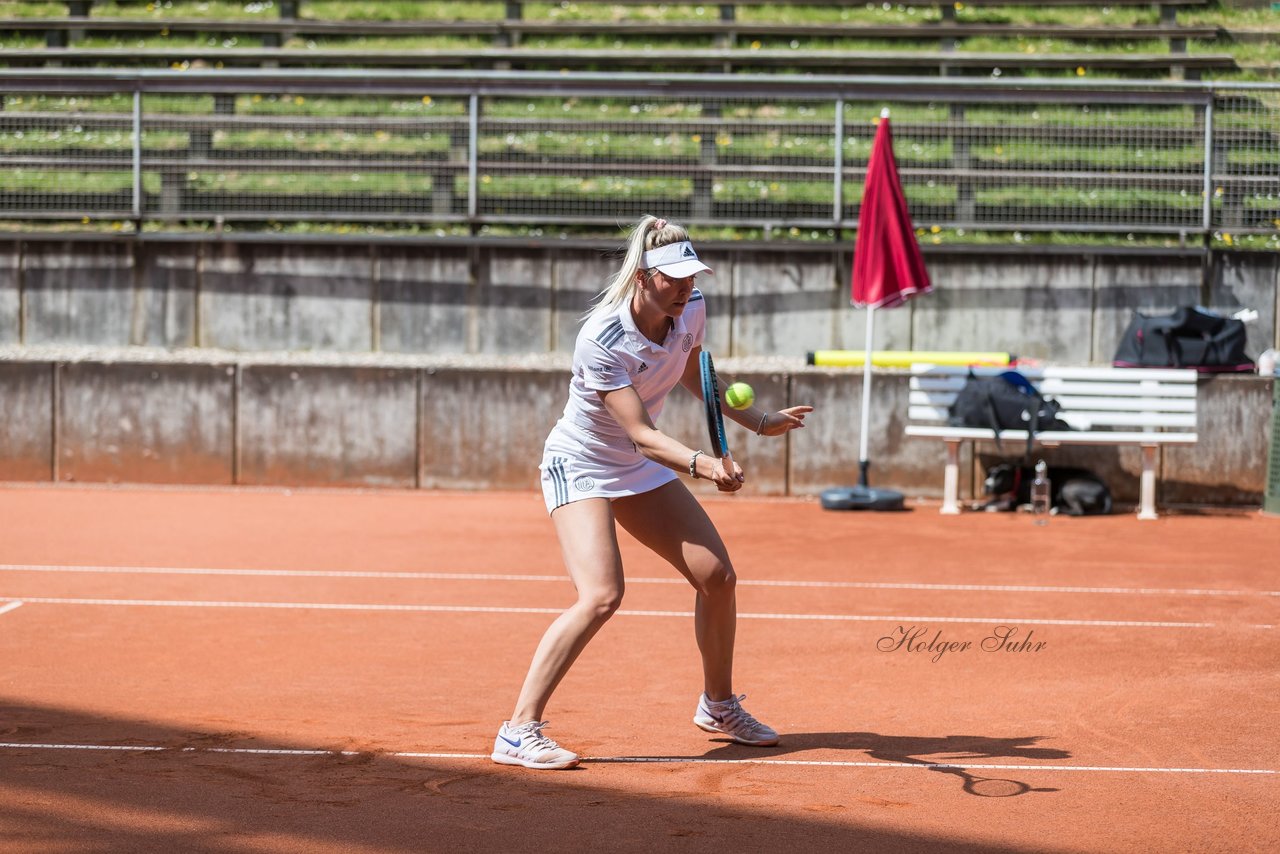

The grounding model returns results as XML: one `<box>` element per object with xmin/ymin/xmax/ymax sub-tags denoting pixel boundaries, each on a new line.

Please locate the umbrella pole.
<box><xmin>857</xmin><ymin>303</ymin><xmax>875</xmax><ymax>487</ymax></box>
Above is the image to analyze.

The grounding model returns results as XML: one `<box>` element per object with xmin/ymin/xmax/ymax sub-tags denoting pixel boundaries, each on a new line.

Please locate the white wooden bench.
<box><xmin>904</xmin><ymin>365</ymin><xmax>1199</xmax><ymax>520</ymax></box>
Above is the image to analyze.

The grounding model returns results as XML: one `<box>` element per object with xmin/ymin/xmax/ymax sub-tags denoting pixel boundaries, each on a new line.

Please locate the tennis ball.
<box><xmin>724</xmin><ymin>382</ymin><xmax>755</xmax><ymax>410</ymax></box>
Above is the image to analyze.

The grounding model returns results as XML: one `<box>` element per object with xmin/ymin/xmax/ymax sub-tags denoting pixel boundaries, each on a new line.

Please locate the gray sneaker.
<box><xmin>693</xmin><ymin>694</ymin><xmax>779</xmax><ymax>746</ymax></box>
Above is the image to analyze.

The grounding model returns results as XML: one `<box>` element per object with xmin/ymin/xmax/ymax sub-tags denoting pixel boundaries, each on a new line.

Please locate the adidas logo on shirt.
<box><xmin>637</xmin><ymin>363</ymin><xmax>649</xmax><ymax>373</ymax></box>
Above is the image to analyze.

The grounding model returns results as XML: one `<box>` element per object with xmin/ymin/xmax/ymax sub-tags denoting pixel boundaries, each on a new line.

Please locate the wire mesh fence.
<box><xmin>1</xmin><ymin>72</ymin><xmax>1277</xmax><ymax>242</ymax></box>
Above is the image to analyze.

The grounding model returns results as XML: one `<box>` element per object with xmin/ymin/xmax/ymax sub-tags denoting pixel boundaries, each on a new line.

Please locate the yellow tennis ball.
<box><xmin>724</xmin><ymin>382</ymin><xmax>755</xmax><ymax>410</ymax></box>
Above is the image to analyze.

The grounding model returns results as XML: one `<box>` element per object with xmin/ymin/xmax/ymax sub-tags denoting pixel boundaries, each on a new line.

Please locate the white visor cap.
<box><xmin>640</xmin><ymin>240</ymin><xmax>713</xmax><ymax>279</ymax></box>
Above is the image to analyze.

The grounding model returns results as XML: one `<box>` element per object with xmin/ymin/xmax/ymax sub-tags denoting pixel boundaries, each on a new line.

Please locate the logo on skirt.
<box><xmin>574</xmin><ymin>475</ymin><xmax>595</xmax><ymax>492</ymax></box>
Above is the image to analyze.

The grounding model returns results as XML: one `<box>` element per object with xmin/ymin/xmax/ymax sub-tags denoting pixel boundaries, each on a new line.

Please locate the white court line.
<box><xmin>0</xmin><ymin>601</ymin><xmax>22</xmax><ymax>617</ymax></box>
<box><xmin>0</xmin><ymin>742</ymin><xmax>1274</xmax><ymax>776</ymax></box>
<box><xmin>0</xmin><ymin>596</ymin><xmax>1272</xmax><ymax>629</ymax></box>
<box><xmin>1</xmin><ymin>563</ymin><xmax>1275</xmax><ymax>598</ymax></box>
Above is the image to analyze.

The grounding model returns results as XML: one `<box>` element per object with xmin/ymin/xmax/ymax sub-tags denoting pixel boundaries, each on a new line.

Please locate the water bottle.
<box><xmin>1031</xmin><ymin>459</ymin><xmax>1051</xmax><ymax>524</ymax></box>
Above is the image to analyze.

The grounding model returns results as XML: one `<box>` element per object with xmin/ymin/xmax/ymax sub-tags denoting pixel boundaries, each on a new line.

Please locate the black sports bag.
<box><xmin>947</xmin><ymin>371</ymin><xmax>1072</xmax><ymax>459</ymax></box>
<box><xmin>1113</xmin><ymin>306</ymin><xmax>1253</xmax><ymax>372</ymax></box>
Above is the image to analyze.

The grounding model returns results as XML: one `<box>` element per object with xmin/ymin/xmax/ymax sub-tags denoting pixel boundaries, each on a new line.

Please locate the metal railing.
<box><xmin>1</xmin><ymin>70</ymin><xmax>1277</xmax><ymax>241</ymax></box>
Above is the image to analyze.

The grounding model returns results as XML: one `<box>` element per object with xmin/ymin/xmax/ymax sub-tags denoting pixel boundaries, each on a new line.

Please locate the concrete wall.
<box><xmin>238</xmin><ymin>365</ymin><xmax>417</xmax><ymax>488</ymax></box>
<box><xmin>0</xmin><ymin>362</ymin><xmax>53</xmax><ymax>481</ymax></box>
<box><xmin>5</xmin><ymin>238</ymin><xmax>1277</xmax><ymax>361</ymax></box>
<box><xmin>57</xmin><ymin>361</ymin><xmax>234</xmax><ymax>484</ymax></box>
<box><xmin>0</xmin><ymin>356</ymin><xmax>1271</xmax><ymax>509</ymax></box>
<box><xmin>0</xmin><ymin>237</ymin><xmax>1275</xmax><ymax>507</ymax></box>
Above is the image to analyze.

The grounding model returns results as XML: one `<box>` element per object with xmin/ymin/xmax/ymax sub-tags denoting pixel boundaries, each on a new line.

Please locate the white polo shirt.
<box><xmin>539</xmin><ymin>288</ymin><xmax>707</xmax><ymax>512</ymax></box>
<box><xmin>563</xmin><ymin>287</ymin><xmax>706</xmax><ymax>444</ymax></box>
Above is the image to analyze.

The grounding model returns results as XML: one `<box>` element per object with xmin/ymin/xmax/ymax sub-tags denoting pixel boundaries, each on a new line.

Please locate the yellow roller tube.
<box><xmin>806</xmin><ymin>350</ymin><xmax>1012</xmax><ymax>368</ymax></box>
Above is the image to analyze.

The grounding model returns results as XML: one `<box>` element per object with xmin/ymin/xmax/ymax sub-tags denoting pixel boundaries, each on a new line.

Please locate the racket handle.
<box><xmin>722</xmin><ymin>450</ymin><xmax>743</xmax><ymax>482</ymax></box>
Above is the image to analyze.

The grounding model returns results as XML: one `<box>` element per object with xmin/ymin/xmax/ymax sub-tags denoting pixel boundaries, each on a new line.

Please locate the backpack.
<box><xmin>947</xmin><ymin>371</ymin><xmax>1072</xmax><ymax>459</ymax></box>
<box><xmin>1112</xmin><ymin>306</ymin><xmax>1253</xmax><ymax>372</ymax></box>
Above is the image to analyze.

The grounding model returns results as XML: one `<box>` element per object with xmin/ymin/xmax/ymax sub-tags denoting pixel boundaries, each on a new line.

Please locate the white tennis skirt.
<box><xmin>538</xmin><ymin>419</ymin><xmax>677</xmax><ymax>514</ymax></box>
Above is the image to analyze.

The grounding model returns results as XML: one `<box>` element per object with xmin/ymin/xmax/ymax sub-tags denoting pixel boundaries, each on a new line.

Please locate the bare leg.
<box><xmin>510</xmin><ymin>497</ymin><xmax>625</xmax><ymax>725</ymax></box>
<box><xmin>613</xmin><ymin>480</ymin><xmax>736</xmax><ymax>702</ymax></box>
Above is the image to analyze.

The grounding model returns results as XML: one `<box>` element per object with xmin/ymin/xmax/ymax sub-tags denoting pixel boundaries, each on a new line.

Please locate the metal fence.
<box><xmin>2</xmin><ymin>70</ymin><xmax>1278</xmax><ymax>240</ymax></box>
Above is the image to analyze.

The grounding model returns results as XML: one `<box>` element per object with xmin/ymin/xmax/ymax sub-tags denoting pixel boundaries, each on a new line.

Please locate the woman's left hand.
<box><xmin>757</xmin><ymin>406</ymin><xmax>814</xmax><ymax>437</ymax></box>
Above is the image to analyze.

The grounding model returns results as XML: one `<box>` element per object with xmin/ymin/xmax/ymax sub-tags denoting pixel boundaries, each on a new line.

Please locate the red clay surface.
<box><xmin>0</xmin><ymin>483</ymin><xmax>1277</xmax><ymax>853</ymax></box>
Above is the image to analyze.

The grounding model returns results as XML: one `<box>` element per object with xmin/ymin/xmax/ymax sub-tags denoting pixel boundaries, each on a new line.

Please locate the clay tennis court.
<box><xmin>0</xmin><ymin>483</ymin><xmax>1276</xmax><ymax>852</ymax></box>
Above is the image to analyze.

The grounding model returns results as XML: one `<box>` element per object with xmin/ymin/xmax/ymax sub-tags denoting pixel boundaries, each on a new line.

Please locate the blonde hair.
<box><xmin>585</xmin><ymin>215</ymin><xmax>690</xmax><ymax>320</ymax></box>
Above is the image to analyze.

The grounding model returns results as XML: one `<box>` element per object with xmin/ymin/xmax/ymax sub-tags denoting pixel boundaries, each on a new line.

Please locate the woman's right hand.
<box><xmin>710</xmin><ymin>456</ymin><xmax>745</xmax><ymax>492</ymax></box>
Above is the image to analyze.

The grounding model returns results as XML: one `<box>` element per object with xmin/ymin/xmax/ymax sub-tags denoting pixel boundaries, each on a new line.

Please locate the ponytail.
<box><xmin>585</xmin><ymin>215</ymin><xmax>690</xmax><ymax>321</ymax></box>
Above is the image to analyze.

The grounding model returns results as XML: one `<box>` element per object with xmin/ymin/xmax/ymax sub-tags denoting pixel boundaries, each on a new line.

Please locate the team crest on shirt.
<box><xmin>682</xmin><ymin>333</ymin><xmax>693</xmax><ymax>352</ymax></box>
<box><xmin>574</xmin><ymin>475</ymin><xmax>595</xmax><ymax>492</ymax></box>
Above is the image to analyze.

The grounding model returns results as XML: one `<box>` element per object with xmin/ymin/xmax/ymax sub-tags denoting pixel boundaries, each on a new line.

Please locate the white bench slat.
<box><xmin>907</xmin><ymin>405</ymin><xmax>1196</xmax><ymax>430</ymax></box>
<box><xmin>1037</xmin><ymin>379</ymin><xmax>1198</xmax><ymax>398</ymax></box>
<box><xmin>1047</xmin><ymin>394</ymin><xmax>1198</xmax><ymax>413</ymax></box>
<box><xmin>1039</xmin><ymin>366</ymin><xmax>1198</xmax><ymax>383</ymax></box>
<box><xmin>911</xmin><ymin>364</ymin><xmax>1198</xmax><ymax>384</ymax></box>
<box><xmin>905</xmin><ymin>425</ymin><xmax>1199</xmax><ymax>446</ymax></box>
<box><xmin>909</xmin><ymin>390</ymin><xmax>1197</xmax><ymax>413</ymax></box>
<box><xmin>910</xmin><ymin>377</ymin><xmax>1197</xmax><ymax>398</ymax></box>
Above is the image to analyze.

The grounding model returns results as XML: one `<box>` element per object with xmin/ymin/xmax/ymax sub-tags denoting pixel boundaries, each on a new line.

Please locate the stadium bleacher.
<box><xmin>0</xmin><ymin>0</ymin><xmax>1252</xmax><ymax>80</ymax></box>
<box><xmin>1</xmin><ymin>1</ymin><xmax>1276</xmax><ymax>241</ymax></box>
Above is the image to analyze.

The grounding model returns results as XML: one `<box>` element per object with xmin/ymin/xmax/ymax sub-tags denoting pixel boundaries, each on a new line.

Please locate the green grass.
<box><xmin>189</xmin><ymin>170</ymin><xmax>436</xmax><ymax>194</ymax></box>
<box><xmin>213</xmin><ymin>129</ymin><xmax>452</xmax><ymax>155</ymax></box>
<box><xmin>90</xmin><ymin>1</ymin><xmax>280</xmax><ymax>20</ymax></box>
<box><xmin>1182</xmin><ymin>7</ymin><xmax>1280</xmax><ymax>28</ymax></box>
<box><xmin>4</xmin><ymin>170</ymin><xmax>161</xmax><ymax>194</ymax></box>
<box><xmin>303</xmin><ymin>1</ymin><xmax>503</xmax><ymax>21</ymax></box>
<box><xmin>716</xmin><ymin>178</ymin><xmax>834</xmax><ymax>204</ymax></box>
<box><xmin>236</xmin><ymin>94</ymin><xmax>466</xmax><ymax>117</ymax></box>
<box><xmin>6</xmin><ymin>2</ymin><xmax>76</xmax><ymax>16</ymax></box>
<box><xmin>526</xmin><ymin>3</ymin><xmax>721</xmax><ymax>23</ymax></box>
<box><xmin>283</xmin><ymin>35</ymin><xmax>492</xmax><ymax>50</ymax></box>
<box><xmin>2</xmin><ymin>36</ymin><xmax>48</xmax><ymax>48</ymax></box>
<box><xmin>4</xmin><ymin>122</ymin><xmax>1224</xmax><ymax>169</ymax></box>
<box><xmin>6</xmin><ymin>163</ymin><xmax>1223</xmax><ymax>220</ymax></box>
<box><xmin>78</xmin><ymin>34</ymin><xmax>268</xmax><ymax>48</ymax></box>
<box><xmin>0</xmin><ymin>129</ymin><xmax>189</xmax><ymax>151</ymax></box>
<box><xmin>477</xmin><ymin>173</ymin><xmax>688</xmax><ymax>199</ymax></box>
<box><xmin>975</xmin><ymin>142</ymin><xmax>1205</xmax><ymax>169</ymax></box>
<box><xmin>1193</xmin><ymin>38</ymin><xmax>1280</xmax><ymax>67</ymax></box>
<box><xmin>974</xmin><ymin>186</ymin><xmax>1203</xmax><ymax>209</ymax></box>
<box><xmin>483</xmin><ymin>98</ymin><xmax>707</xmax><ymax>120</ymax></box>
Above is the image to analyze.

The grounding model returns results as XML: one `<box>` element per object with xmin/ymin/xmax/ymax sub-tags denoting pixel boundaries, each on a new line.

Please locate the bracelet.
<box><xmin>689</xmin><ymin>450</ymin><xmax>704</xmax><ymax>478</ymax></box>
<box><xmin>756</xmin><ymin>412</ymin><xmax>769</xmax><ymax>435</ymax></box>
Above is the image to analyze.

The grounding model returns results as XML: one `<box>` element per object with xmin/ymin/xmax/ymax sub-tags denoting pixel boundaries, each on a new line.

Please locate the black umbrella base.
<box><xmin>820</xmin><ymin>486</ymin><xmax>906</xmax><ymax>512</ymax></box>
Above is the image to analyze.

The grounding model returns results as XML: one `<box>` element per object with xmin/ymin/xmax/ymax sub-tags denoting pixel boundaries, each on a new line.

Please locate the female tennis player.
<box><xmin>492</xmin><ymin>216</ymin><xmax>813</xmax><ymax>770</ymax></box>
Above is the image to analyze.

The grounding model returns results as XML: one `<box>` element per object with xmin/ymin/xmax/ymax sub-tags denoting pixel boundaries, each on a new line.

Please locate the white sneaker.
<box><xmin>491</xmin><ymin>720</ymin><xmax>580</xmax><ymax>770</ymax></box>
<box><xmin>693</xmin><ymin>694</ymin><xmax>779</xmax><ymax>746</ymax></box>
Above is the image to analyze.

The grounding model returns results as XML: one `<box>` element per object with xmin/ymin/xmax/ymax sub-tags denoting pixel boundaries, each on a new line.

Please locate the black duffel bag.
<box><xmin>1113</xmin><ymin>306</ymin><xmax>1253</xmax><ymax>372</ymax></box>
<box><xmin>947</xmin><ymin>370</ymin><xmax>1072</xmax><ymax>460</ymax></box>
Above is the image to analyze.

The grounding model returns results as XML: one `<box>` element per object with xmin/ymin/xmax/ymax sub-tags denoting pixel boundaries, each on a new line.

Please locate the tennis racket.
<box><xmin>699</xmin><ymin>350</ymin><xmax>733</xmax><ymax>469</ymax></box>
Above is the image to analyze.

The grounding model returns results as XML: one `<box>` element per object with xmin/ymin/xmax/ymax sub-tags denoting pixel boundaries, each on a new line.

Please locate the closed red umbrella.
<box><xmin>824</xmin><ymin>109</ymin><xmax>934</xmax><ymax>511</ymax></box>
<box><xmin>851</xmin><ymin>111</ymin><xmax>933</xmax><ymax>309</ymax></box>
